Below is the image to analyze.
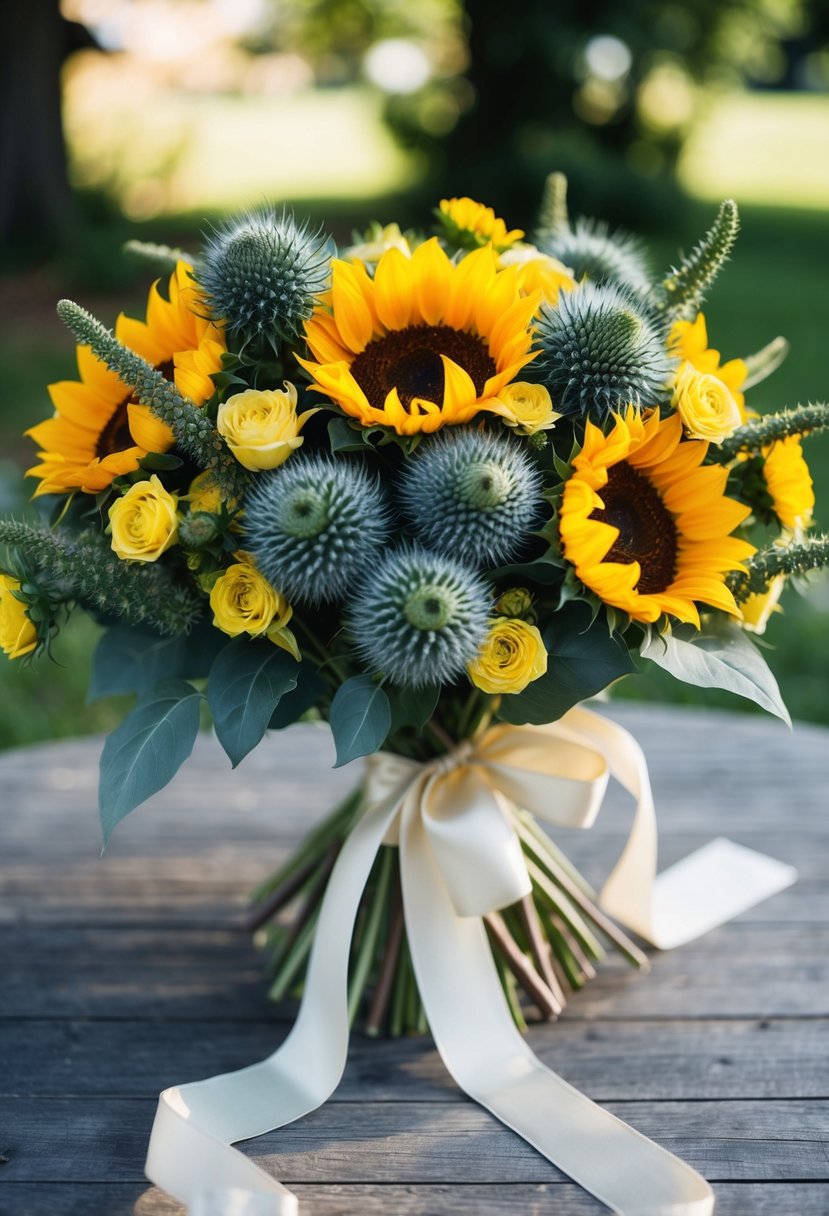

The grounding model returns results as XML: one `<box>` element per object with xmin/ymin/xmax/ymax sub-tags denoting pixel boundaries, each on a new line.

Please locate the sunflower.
<box><xmin>437</xmin><ymin>197</ymin><xmax>524</xmax><ymax>252</ymax></box>
<box><xmin>26</xmin><ymin>263</ymin><xmax>225</xmax><ymax>497</ymax></box>
<box><xmin>762</xmin><ymin>436</ymin><xmax>814</xmax><ymax>532</ymax></box>
<box><xmin>558</xmin><ymin>409</ymin><xmax>754</xmax><ymax>627</ymax></box>
<box><xmin>298</xmin><ymin>239</ymin><xmax>539</xmax><ymax>436</ymax></box>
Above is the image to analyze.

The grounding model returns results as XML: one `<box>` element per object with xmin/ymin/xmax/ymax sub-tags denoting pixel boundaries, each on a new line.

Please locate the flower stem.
<box><xmin>348</xmin><ymin>846</ymin><xmax>394</xmax><ymax>1026</ymax></box>
<box><xmin>365</xmin><ymin>867</ymin><xmax>404</xmax><ymax>1037</ymax></box>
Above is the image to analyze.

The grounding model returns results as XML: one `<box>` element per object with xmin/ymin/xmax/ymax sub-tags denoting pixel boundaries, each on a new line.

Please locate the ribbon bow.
<box><xmin>146</xmin><ymin>706</ymin><xmax>795</xmax><ymax>1216</ymax></box>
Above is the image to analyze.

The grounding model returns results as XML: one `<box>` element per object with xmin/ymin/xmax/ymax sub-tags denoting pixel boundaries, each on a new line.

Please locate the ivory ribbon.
<box><xmin>145</xmin><ymin>706</ymin><xmax>795</xmax><ymax>1216</ymax></box>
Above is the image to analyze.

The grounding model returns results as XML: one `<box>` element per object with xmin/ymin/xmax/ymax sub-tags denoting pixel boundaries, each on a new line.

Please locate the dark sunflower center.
<box><xmin>590</xmin><ymin>461</ymin><xmax>678</xmax><ymax>595</ymax></box>
<box><xmin>94</xmin><ymin>361</ymin><xmax>176</xmax><ymax>459</ymax></box>
<box><xmin>95</xmin><ymin>398</ymin><xmax>133</xmax><ymax>458</ymax></box>
<box><xmin>350</xmin><ymin>325</ymin><xmax>496</xmax><ymax>410</ymax></box>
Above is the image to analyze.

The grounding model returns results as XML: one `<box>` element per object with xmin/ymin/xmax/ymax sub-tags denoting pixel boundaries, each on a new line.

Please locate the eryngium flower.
<box><xmin>197</xmin><ymin>209</ymin><xmax>330</xmax><ymax>356</ymax></box>
<box><xmin>538</xmin><ymin>219</ymin><xmax>651</xmax><ymax>294</ymax></box>
<box><xmin>244</xmin><ymin>455</ymin><xmax>388</xmax><ymax>605</ymax></box>
<box><xmin>530</xmin><ymin>283</ymin><xmax>672</xmax><ymax>419</ymax></box>
<box><xmin>348</xmin><ymin>548</ymin><xmax>490</xmax><ymax>687</ymax></box>
<box><xmin>399</xmin><ymin>430</ymin><xmax>544</xmax><ymax>567</ymax></box>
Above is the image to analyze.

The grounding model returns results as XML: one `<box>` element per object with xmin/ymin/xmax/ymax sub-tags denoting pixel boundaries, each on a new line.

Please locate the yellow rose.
<box><xmin>493</xmin><ymin>382</ymin><xmax>560</xmax><ymax>435</ymax></box>
<box><xmin>210</xmin><ymin>559</ymin><xmax>299</xmax><ymax>658</ymax></box>
<box><xmin>216</xmin><ymin>382</ymin><xmax>317</xmax><ymax>472</ymax></box>
<box><xmin>468</xmin><ymin>618</ymin><xmax>548</xmax><ymax>695</ymax></box>
<box><xmin>0</xmin><ymin>574</ymin><xmax>38</xmax><ymax>660</ymax></box>
<box><xmin>740</xmin><ymin>576</ymin><xmax>785</xmax><ymax>635</ymax></box>
<box><xmin>672</xmin><ymin>361</ymin><xmax>742</xmax><ymax>444</ymax></box>
<box><xmin>109</xmin><ymin>475</ymin><xmax>180</xmax><ymax>562</ymax></box>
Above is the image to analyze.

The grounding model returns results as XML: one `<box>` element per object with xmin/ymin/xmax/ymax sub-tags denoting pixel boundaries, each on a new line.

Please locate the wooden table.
<box><xmin>1</xmin><ymin>703</ymin><xmax>827</xmax><ymax>1216</ymax></box>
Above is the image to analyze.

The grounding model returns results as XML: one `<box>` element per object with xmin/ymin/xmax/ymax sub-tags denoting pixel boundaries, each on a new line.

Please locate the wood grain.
<box><xmin>1</xmin><ymin>703</ymin><xmax>827</xmax><ymax>1214</ymax></box>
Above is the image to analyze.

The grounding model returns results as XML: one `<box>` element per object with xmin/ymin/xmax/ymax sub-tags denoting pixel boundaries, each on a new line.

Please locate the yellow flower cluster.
<box><xmin>0</xmin><ymin>574</ymin><xmax>38</xmax><ymax>660</ymax></box>
<box><xmin>438</xmin><ymin>197</ymin><xmax>524</xmax><ymax>251</ymax></box>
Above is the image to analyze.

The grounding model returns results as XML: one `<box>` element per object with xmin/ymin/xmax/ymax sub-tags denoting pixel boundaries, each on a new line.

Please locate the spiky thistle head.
<box><xmin>398</xmin><ymin>429</ymin><xmax>545</xmax><ymax>567</ymax></box>
<box><xmin>536</xmin><ymin>218</ymin><xmax>651</xmax><ymax>294</ymax></box>
<box><xmin>197</xmin><ymin>208</ymin><xmax>331</xmax><ymax>357</ymax></box>
<box><xmin>243</xmin><ymin>454</ymin><xmax>389</xmax><ymax>606</ymax></box>
<box><xmin>530</xmin><ymin>282</ymin><xmax>673</xmax><ymax>419</ymax></box>
<box><xmin>347</xmin><ymin>547</ymin><xmax>491</xmax><ymax>688</ymax></box>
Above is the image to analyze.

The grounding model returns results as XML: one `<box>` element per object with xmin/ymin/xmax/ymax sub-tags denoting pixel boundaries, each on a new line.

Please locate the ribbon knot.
<box><xmin>429</xmin><ymin>738</ymin><xmax>474</xmax><ymax>778</ymax></box>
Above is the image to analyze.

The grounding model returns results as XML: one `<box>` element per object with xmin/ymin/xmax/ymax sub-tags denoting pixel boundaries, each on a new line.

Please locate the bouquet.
<box><xmin>0</xmin><ymin>177</ymin><xmax>823</xmax><ymax>1042</ymax></box>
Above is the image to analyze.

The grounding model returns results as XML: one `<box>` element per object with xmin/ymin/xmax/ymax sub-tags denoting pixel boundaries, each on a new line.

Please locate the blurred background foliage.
<box><xmin>1</xmin><ymin>0</ymin><xmax>828</xmax><ymax>747</ymax></box>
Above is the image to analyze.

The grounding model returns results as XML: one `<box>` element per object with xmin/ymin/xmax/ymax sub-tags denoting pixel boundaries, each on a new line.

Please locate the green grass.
<box><xmin>1</xmin><ymin>199</ymin><xmax>828</xmax><ymax>749</ymax></box>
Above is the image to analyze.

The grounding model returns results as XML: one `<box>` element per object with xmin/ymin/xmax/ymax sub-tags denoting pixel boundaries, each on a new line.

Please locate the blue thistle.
<box><xmin>530</xmin><ymin>283</ymin><xmax>673</xmax><ymax>419</ymax></box>
<box><xmin>399</xmin><ymin>430</ymin><xmax>544</xmax><ymax>567</ymax></box>
<box><xmin>537</xmin><ymin>218</ymin><xmax>652</xmax><ymax>294</ymax></box>
<box><xmin>197</xmin><ymin>208</ymin><xmax>331</xmax><ymax>357</ymax></box>
<box><xmin>243</xmin><ymin>455</ymin><xmax>389</xmax><ymax>606</ymax></box>
<box><xmin>348</xmin><ymin>548</ymin><xmax>491</xmax><ymax>687</ymax></box>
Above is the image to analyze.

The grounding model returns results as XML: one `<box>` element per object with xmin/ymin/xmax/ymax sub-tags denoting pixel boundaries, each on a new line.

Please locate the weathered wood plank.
<box><xmin>1</xmin><ymin>1098</ymin><xmax>826</xmax><ymax>1184</ymax></box>
<box><xmin>1</xmin><ymin>703</ymin><xmax>826</xmax><ymax>1213</ymax></box>
<box><xmin>1</xmin><ymin>1018</ymin><xmax>826</xmax><ymax>1102</ymax></box>
<box><xmin>3</xmin><ymin>921</ymin><xmax>826</xmax><ymax>1019</ymax></box>
<box><xmin>2</xmin><ymin>1182</ymin><xmax>828</xmax><ymax>1216</ymax></box>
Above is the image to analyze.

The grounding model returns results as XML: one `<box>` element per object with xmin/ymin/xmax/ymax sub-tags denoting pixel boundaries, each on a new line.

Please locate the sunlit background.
<box><xmin>1</xmin><ymin>0</ymin><xmax>828</xmax><ymax>746</ymax></box>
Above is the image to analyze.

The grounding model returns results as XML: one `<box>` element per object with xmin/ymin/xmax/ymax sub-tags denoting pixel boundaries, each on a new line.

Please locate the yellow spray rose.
<box><xmin>217</xmin><ymin>382</ymin><xmax>317</xmax><ymax>472</ymax></box>
<box><xmin>210</xmin><ymin>558</ymin><xmax>299</xmax><ymax>659</ymax></box>
<box><xmin>468</xmin><ymin>618</ymin><xmax>548</xmax><ymax>695</ymax></box>
<box><xmin>494</xmin><ymin>382</ymin><xmax>560</xmax><ymax>435</ymax></box>
<box><xmin>109</xmin><ymin>475</ymin><xmax>180</xmax><ymax>562</ymax></box>
<box><xmin>672</xmin><ymin>361</ymin><xmax>742</xmax><ymax>444</ymax></box>
<box><xmin>0</xmin><ymin>574</ymin><xmax>38</xmax><ymax>660</ymax></box>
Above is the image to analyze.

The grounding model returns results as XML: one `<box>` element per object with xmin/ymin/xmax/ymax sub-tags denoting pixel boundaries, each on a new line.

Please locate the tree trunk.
<box><xmin>0</xmin><ymin>2</ymin><xmax>90</xmax><ymax>254</ymax></box>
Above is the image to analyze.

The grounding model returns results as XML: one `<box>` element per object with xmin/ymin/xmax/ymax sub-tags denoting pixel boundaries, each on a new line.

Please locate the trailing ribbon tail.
<box><xmin>145</xmin><ymin>706</ymin><xmax>795</xmax><ymax>1216</ymax></box>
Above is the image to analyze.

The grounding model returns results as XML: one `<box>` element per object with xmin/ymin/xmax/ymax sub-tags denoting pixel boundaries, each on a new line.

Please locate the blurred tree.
<box><xmin>424</xmin><ymin>0</ymin><xmax>818</xmax><ymax>227</ymax></box>
<box><xmin>0</xmin><ymin>3</ymin><xmax>94</xmax><ymax>256</ymax></box>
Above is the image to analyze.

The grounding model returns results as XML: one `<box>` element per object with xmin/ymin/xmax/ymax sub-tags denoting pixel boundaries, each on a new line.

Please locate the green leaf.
<box><xmin>99</xmin><ymin>679</ymin><xmax>203</xmax><ymax>844</ymax></box>
<box><xmin>498</xmin><ymin>602</ymin><xmax>636</xmax><ymax>726</ymax></box>
<box><xmin>488</xmin><ymin>553</ymin><xmax>564</xmax><ymax>586</ymax></box>
<box><xmin>88</xmin><ymin>619</ymin><xmax>220</xmax><ymax>700</ymax></box>
<box><xmin>328</xmin><ymin>416</ymin><xmax>371</xmax><ymax>452</ymax></box>
<box><xmin>138</xmin><ymin>451</ymin><xmax>183</xmax><ymax>472</ymax></box>
<box><xmin>386</xmin><ymin>682</ymin><xmax>441</xmax><ymax>734</ymax></box>
<box><xmin>329</xmin><ymin>675</ymin><xmax>391</xmax><ymax>767</ymax></box>
<box><xmin>640</xmin><ymin>619</ymin><xmax>791</xmax><ymax>726</ymax></box>
<box><xmin>268</xmin><ymin>661</ymin><xmax>326</xmax><ymax>730</ymax></box>
<box><xmin>90</xmin><ymin>627</ymin><xmax>188</xmax><ymax>700</ymax></box>
<box><xmin>208</xmin><ymin>638</ymin><xmax>299</xmax><ymax>767</ymax></box>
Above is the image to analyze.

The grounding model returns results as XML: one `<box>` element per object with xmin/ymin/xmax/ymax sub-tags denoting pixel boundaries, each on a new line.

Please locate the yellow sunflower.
<box><xmin>558</xmin><ymin>409</ymin><xmax>755</xmax><ymax>627</ymax></box>
<box><xmin>762</xmin><ymin>436</ymin><xmax>814</xmax><ymax>532</ymax></box>
<box><xmin>438</xmin><ymin>197</ymin><xmax>524</xmax><ymax>252</ymax></box>
<box><xmin>298</xmin><ymin>239</ymin><xmax>539</xmax><ymax>436</ymax></box>
<box><xmin>26</xmin><ymin>263</ymin><xmax>225</xmax><ymax>497</ymax></box>
<box><xmin>669</xmin><ymin>312</ymin><xmax>747</xmax><ymax>414</ymax></box>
